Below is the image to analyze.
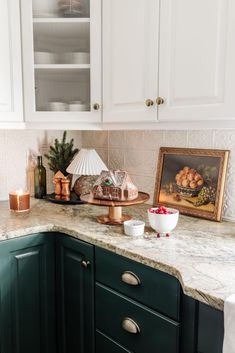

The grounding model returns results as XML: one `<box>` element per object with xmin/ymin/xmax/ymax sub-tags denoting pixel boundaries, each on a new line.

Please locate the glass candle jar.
<box><xmin>9</xmin><ymin>189</ymin><xmax>30</xmax><ymax>212</ymax></box>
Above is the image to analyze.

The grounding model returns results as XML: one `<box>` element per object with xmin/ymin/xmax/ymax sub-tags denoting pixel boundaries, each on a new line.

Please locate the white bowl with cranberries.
<box><xmin>147</xmin><ymin>206</ymin><xmax>179</xmax><ymax>236</ymax></box>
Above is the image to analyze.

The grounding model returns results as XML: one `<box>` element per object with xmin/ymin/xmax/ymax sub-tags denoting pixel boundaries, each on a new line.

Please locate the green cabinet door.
<box><xmin>180</xmin><ymin>295</ymin><xmax>198</xmax><ymax>353</ymax></box>
<box><xmin>180</xmin><ymin>295</ymin><xmax>224</xmax><ymax>353</ymax></box>
<box><xmin>0</xmin><ymin>233</ymin><xmax>56</xmax><ymax>353</ymax></box>
<box><xmin>56</xmin><ymin>234</ymin><xmax>95</xmax><ymax>353</ymax></box>
<box><xmin>197</xmin><ymin>303</ymin><xmax>224</xmax><ymax>353</ymax></box>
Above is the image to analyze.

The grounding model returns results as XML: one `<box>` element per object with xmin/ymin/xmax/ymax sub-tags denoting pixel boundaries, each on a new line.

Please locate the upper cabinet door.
<box><xmin>102</xmin><ymin>0</ymin><xmax>159</xmax><ymax>123</ymax></box>
<box><xmin>0</xmin><ymin>0</ymin><xmax>23</xmax><ymax>122</ymax></box>
<box><xmin>158</xmin><ymin>0</ymin><xmax>235</xmax><ymax>122</ymax></box>
<box><xmin>21</xmin><ymin>0</ymin><xmax>101</xmax><ymax>124</ymax></box>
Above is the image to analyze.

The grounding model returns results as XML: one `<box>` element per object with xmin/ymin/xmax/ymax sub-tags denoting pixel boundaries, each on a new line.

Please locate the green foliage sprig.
<box><xmin>44</xmin><ymin>131</ymin><xmax>79</xmax><ymax>175</ymax></box>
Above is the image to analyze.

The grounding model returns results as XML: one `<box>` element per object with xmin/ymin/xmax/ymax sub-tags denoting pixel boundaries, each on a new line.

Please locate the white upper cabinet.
<box><xmin>21</xmin><ymin>0</ymin><xmax>101</xmax><ymax>124</ymax></box>
<box><xmin>102</xmin><ymin>0</ymin><xmax>159</xmax><ymax>123</ymax></box>
<box><xmin>158</xmin><ymin>0</ymin><xmax>235</xmax><ymax>122</ymax></box>
<box><xmin>8</xmin><ymin>0</ymin><xmax>235</xmax><ymax>128</ymax></box>
<box><xmin>0</xmin><ymin>0</ymin><xmax>23</xmax><ymax>122</ymax></box>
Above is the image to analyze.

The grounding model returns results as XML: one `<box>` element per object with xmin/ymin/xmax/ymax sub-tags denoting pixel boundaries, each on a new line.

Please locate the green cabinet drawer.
<box><xmin>96</xmin><ymin>283</ymin><xmax>179</xmax><ymax>353</ymax></box>
<box><xmin>96</xmin><ymin>330</ymin><xmax>132</xmax><ymax>353</ymax></box>
<box><xmin>95</xmin><ymin>247</ymin><xmax>181</xmax><ymax>320</ymax></box>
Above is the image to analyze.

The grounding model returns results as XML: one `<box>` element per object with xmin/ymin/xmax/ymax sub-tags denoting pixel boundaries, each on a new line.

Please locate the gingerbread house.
<box><xmin>92</xmin><ymin>170</ymin><xmax>138</xmax><ymax>201</ymax></box>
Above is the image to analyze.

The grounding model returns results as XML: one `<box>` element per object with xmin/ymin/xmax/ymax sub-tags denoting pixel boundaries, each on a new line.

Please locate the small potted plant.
<box><xmin>44</xmin><ymin>131</ymin><xmax>79</xmax><ymax>177</ymax></box>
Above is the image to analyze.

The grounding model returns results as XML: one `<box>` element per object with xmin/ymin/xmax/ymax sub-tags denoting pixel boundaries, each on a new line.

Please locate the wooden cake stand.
<box><xmin>80</xmin><ymin>192</ymin><xmax>150</xmax><ymax>225</ymax></box>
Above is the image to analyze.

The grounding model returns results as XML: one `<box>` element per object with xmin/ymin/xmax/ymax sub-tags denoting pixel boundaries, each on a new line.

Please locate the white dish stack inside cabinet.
<box><xmin>21</xmin><ymin>0</ymin><xmax>101</xmax><ymax>125</ymax></box>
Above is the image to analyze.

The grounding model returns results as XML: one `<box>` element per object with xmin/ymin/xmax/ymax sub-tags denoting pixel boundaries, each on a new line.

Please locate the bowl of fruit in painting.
<box><xmin>175</xmin><ymin>166</ymin><xmax>204</xmax><ymax>197</ymax></box>
<box><xmin>148</xmin><ymin>206</ymin><xmax>179</xmax><ymax>236</ymax></box>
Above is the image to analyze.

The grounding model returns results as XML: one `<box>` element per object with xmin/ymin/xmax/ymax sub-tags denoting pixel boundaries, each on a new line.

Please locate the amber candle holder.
<box><xmin>9</xmin><ymin>190</ymin><xmax>30</xmax><ymax>212</ymax></box>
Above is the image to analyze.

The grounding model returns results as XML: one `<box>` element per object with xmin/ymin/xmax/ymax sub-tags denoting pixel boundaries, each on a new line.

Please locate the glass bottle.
<box><xmin>34</xmin><ymin>156</ymin><xmax>47</xmax><ymax>198</ymax></box>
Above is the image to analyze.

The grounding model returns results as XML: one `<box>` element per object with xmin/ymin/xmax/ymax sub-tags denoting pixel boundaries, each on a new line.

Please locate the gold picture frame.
<box><xmin>154</xmin><ymin>147</ymin><xmax>230</xmax><ymax>221</ymax></box>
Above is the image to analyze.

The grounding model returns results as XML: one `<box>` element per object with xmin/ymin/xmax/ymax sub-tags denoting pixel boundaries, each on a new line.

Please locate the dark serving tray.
<box><xmin>44</xmin><ymin>192</ymin><xmax>86</xmax><ymax>205</ymax></box>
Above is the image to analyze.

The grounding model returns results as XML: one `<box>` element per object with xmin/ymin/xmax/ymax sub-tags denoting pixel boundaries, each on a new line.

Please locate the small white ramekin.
<box><xmin>123</xmin><ymin>220</ymin><xmax>145</xmax><ymax>236</ymax></box>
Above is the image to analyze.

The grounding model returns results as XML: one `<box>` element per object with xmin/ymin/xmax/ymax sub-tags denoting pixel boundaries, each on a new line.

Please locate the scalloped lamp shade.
<box><xmin>66</xmin><ymin>149</ymin><xmax>108</xmax><ymax>176</ymax></box>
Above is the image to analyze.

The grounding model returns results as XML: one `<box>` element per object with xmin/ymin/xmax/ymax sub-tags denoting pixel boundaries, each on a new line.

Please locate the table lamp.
<box><xmin>66</xmin><ymin>148</ymin><xmax>109</xmax><ymax>196</ymax></box>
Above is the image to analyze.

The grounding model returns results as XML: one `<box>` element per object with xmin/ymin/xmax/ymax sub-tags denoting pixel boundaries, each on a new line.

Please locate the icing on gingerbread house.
<box><xmin>93</xmin><ymin>170</ymin><xmax>138</xmax><ymax>201</ymax></box>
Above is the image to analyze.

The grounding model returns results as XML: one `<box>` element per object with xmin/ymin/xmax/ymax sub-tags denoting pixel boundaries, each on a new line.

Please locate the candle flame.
<box><xmin>16</xmin><ymin>188</ymin><xmax>24</xmax><ymax>196</ymax></box>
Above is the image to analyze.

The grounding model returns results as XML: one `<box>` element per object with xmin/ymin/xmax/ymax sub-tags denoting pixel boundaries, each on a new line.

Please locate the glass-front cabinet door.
<box><xmin>21</xmin><ymin>0</ymin><xmax>101</xmax><ymax>124</ymax></box>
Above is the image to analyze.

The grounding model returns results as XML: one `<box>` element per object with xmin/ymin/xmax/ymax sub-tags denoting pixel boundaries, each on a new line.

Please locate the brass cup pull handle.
<box><xmin>145</xmin><ymin>99</ymin><xmax>154</xmax><ymax>107</ymax></box>
<box><xmin>122</xmin><ymin>317</ymin><xmax>140</xmax><ymax>334</ymax></box>
<box><xmin>121</xmin><ymin>271</ymin><xmax>141</xmax><ymax>286</ymax></box>
<box><xmin>156</xmin><ymin>97</ymin><xmax>165</xmax><ymax>105</ymax></box>
<box><xmin>93</xmin><ymin>103</ymin><xmax>100</xmax><ymax>110</ymax></box>
<box><xmin>81</xmin><ymin>260</ymin><xmax>90</xmax><ymax>268</ymax></box>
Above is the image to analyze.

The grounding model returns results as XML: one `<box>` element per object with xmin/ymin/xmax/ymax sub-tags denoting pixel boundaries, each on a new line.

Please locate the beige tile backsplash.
<box><xmin>0</xmin><ymin>130</ymin><xmax>82</xmax><ymax>200</ymax></box>
<box><xmin>82</xmin><ymin>130</ymin><xmax>235</xmax><ymax>221</ymax></box>
<box><xmin>1</xmin><ymin>128</ymin><xmax>235</xmax><ymax>222</ymax></box>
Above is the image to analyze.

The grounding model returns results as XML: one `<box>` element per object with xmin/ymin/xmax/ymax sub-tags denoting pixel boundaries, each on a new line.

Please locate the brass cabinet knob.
<box><xmin>81</xmin><ymin>260</ymin><xmax>90</xmax><ymax>268</ymax></box>
<box><xmin>122</xmin><ymin>317</ymin><xmax>140</xmax><ymax>334</ymax></box>
<box><xmin>121</xmin><ymin>271</ymin><xmax>141</xmax><ymax>286</ymax></box>
<box><xmin>156</xmin><ymin>97</ymin><xmax>165</xmax><ymax>105</ymax></box>
<box><xmin>93</xmin><ymin>103</ymin><xmax>100</xmax><ymax>110</ymax></box>
<box><xmin>145</xmin><ymin>99</ymin><xmax>154</xmax><ymax>107</ymax></box>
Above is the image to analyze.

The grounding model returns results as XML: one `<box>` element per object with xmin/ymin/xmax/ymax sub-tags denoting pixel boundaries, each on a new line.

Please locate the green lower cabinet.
<box><xmin>180</xmin><ymin>295</ymin><xmax>198</xmax><ymax>353</ymax></box>
<box><xmin>0</xmin><ymin>232</ymin><xmax>95</xmax><ymax>353</ymax></box>
<box><xmin>56</xmin><ymin>234</ymin><xmax>95</xmax><ymax>353</ymax></box>
<box><xmin>96</xmin><ymin>283</ymin><xmax>179</xmax><ymax>353</ymax></box>
<box><xmin>0</xmin><ymin>233</ymin><xmax>56</xmax><ymax>353</ymax></box>
<box><xmin>197</xmin><ymin>303</ymin><xmax>224</xmax><ymax>353</ymax></box>
<box><xmin>180</xmin><ymin>296</ymin><xmax>224</xmax><ymax>353</ymax></box>
<box><xmin>95</xmin><ymin>247</ymin><xmax>181</xmax><ymax>321</ymax></box>
<box><xmin>0</xmin><ymin>232</ymin><xmax>225</xmax><ymax>353</ymax></box>
<box><xmin>96</xmin><ymin>330</ymin><xmax>133</xmax><ymax>353</ymax></box>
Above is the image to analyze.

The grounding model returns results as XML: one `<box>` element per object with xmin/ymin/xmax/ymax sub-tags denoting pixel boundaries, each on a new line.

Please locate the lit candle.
<box><xmin>9</xmin><ymin>189</ymin><xmax>30</xmax><ymax>212</ymax></box>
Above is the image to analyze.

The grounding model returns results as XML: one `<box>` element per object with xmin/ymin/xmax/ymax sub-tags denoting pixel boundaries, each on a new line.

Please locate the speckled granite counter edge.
<box><xmin>4</xmin><ymin>223</ymin><xmax>224</xmax><ymax>311</ymax></box>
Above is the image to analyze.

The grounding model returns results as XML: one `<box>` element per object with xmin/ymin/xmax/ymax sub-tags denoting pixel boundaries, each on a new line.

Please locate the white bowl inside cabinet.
<box><xmin>72</xmin><ymin>52</ymin><xmax>90</xmax><ymax>64</ymax></box>
<box><xmin>34</xmin><ymin>51</ymin><xmax>56</xmax><ymax>64</ymax></box>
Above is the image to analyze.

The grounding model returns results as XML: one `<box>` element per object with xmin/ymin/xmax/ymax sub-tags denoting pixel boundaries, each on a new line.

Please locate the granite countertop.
<box><xmin>1</xmin><ymin>198</ymin><xmax>235</xmax><ymax>311</ymax></box>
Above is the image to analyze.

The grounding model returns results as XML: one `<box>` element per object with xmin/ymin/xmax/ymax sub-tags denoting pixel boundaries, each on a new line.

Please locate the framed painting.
<box><xmin>154</xmin><ymin>147</ymin><xmax>230</xmax><ymax>221</ymax></box>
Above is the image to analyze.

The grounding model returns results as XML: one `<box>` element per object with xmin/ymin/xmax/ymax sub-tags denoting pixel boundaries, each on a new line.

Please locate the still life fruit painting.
<box><xmin>154</xmin><ymin>147</ymin><xmax>230</xmax><ymax>221</ymax></box>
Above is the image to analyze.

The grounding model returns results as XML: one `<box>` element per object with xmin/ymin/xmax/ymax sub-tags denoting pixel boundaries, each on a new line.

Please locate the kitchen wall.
<box><xmin>0</xmin><ymin>130</ymin><xmax>82</xmax><ymax>200</ymax></box>
<box><xmin>82</xmin><ymin>130</ymin><xmax>235</xmax><ymax>222</ymax></box>
<box><xmin>1</xmin><ymin>129</ymin><xmax>234</xmax><ymax>221</ymax></box>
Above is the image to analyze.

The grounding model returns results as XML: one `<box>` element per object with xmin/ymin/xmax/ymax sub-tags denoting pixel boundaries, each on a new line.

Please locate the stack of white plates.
<box><xmin>68</xmin><ymin>101</ymin><xmax>87</xmax><ymax>111</ymax></box>
<box><xmin>48</xmin><ymin>101</ymin><xmax>68</xmax><ymax>111</ymax></box>
<box><xmin>47</xmin><ymin>101</ymin><xmax>88</xmax><ymax>111</ymax></box>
